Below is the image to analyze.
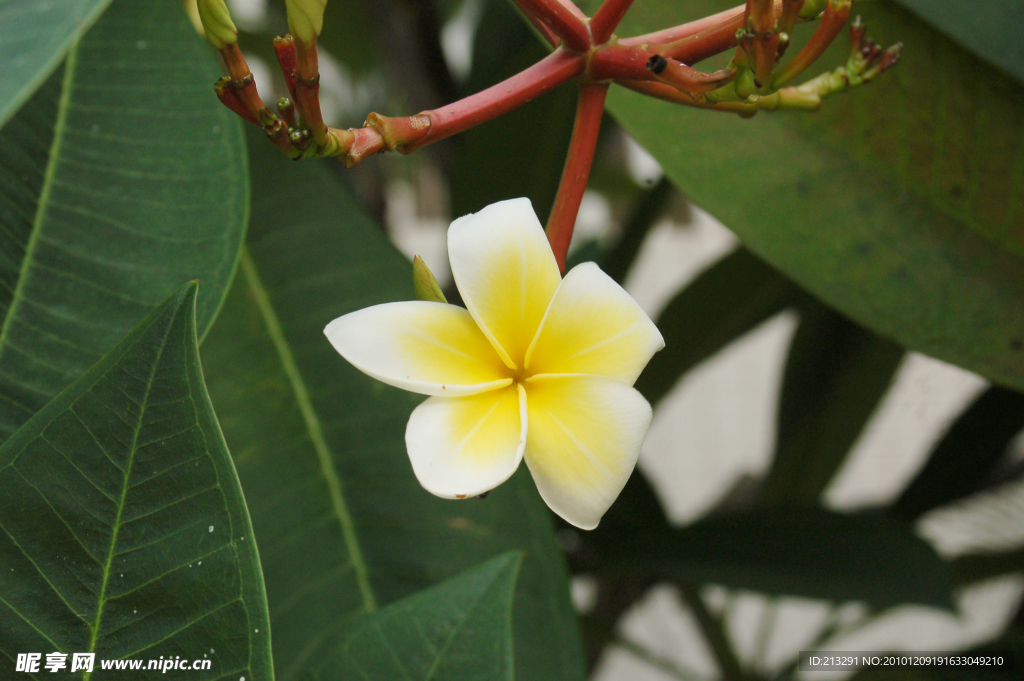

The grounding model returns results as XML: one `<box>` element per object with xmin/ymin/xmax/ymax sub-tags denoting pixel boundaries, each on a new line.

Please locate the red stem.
<box><xmin>294</xmin><ymin>36</ymin><xmax>328</xmax><ymax>146</ymax></box>
<box><xmin>546</xmin><ymin>83</ymin><xmax>608</xmax><ymax>273</ymax></box>
<box><xmin>514</xmin><ymin>0</ymin><xmax>592</xmax><ymax>52</ymax></box>
<box><xmin>406</xmin><ymin>48</ymin><xmax>585</xmax><ymax>152</ymax></box>
<box><xmin>591</xmin><ymin>0</ymin><xmax>637</xmax><ymax>45</ymax></box>
<box><xmin>621</xmin><ymin>4</ymin><xmax>746</xmax><ymax>55</ymax></box>
<box><xmin>772</xmin><ymin>0</ymin><xmax>850</xmax><ymax>87</ymax></box>
<box><xmin>588</xmin><ymin>42</ymin><xmax>658</xmax><ymax>81</ymax></box>
<box><xmin>618</xmin><ymin>78</ymin><xmax>756</xmax><ymax>114</ymax></box>
<box><xmin>514</xmin><ymin>0</ymin><xmax>561</xmax><ymax>47</ymax></box>
<box><xmin>620</xmin><ymin>2</ymin><xmax>789</xmax><ymax>65</ymax></box>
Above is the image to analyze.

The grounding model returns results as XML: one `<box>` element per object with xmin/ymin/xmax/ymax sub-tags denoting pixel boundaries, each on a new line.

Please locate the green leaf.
<box><xmin>307</xmin><ymin>553</ymin><xmax>522</xmax><ymax>681</ymax></box>
<box><xmin>0</xmin><ymin>0</ymin><xmax>114</xmax><ymax>129</ymax></box>
<box><xmin>951</xmin><ymin>547</ymin><xmax>1024</xmax><ymax>586</ymax></box>
<box><xmin>893</xmin><ymin>387</ymin><xmax>1024</xmax><ymax>521</ymax></box>
<box><xmin>635</xmin><ymin>247</ymin><xmax>804</xmax><ymax>406</ymax></box>
<box><xmin>599</xmin><ymin>177</ymin><xmax>675</xmax><ymax>285</ymax></box>
<box><xmin>200</xmin><ymin>132</ymin><xmax>586</xmax><ymax>681</ymax></box>
<box><xmin>607</xmin><ymin>0</ymin><xmax>1024</xmax><ymax>391</ymax></box>
<box><xmin>0</xmin><ymin>0</ymin><xmax>248</xmax><ymax>443</ymax></box>
<box><xmin>759</xmin><ymin>303</ymin><xmax>904</xmax><ymax>506</ymax></box>
<box><xmin>893</xmin><ymin>0</ymin><xmax>1024</xmax><ymax>85</ymax></box>
<box><xmin>589</xmin><ymin>508</ymin><xmax>954</xmax><ymax>609</ymax></box>
<box><xmin>449</xmin><ymin>0</ymin><xmax>577</xmax><ymax>222</ymax></box>
<box><xmin>0</xmin><ymin>283</ymin><xmax>273</xmax><ymax>680</ymax></box>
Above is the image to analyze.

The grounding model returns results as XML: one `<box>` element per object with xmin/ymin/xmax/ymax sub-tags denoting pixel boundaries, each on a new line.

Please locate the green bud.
<box><xmin>286</xmin><ymin>0</ymin><xmax>327</xmax><ymax>45</ymax></box>
<box><xmin>798</xmin><ymin>0</ymin><xmax>828</xmax><ymax>19</ymax></box>
<box><xmin>413</xmin><ymin>256</ymin><xmax>447</xmax><ymax>304</ymax></box>
<box><xmin>197</xmin><ymin>0</ymin><xmax>238</xmax><ymax>49</ymax></box>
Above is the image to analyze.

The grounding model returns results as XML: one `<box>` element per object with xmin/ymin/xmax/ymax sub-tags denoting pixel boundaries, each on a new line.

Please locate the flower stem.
<box><xmin>513</xmin><ymin>0</ymin><xmax>561</xmax><ymax>47</ymax></box>
<box><xmin>293</xmin><ymin>35</ymin><xmax>329</xmax><ymax>147</ymax></box>
<box><xmin>546</xmin><ymin>82</ymin><xmax>608</xmax><ymax>273</ymax></box>
<box><xmin>591</xmin><ymin>0</ymin><xmax>637</xmax><ymax>45</ymax></box>
<box><xmin>617</xmin><ymin>78</ymin><xmax>759</xmax><ymax>115</ymax></box>
<box><xmin>405</xmin><ymin>48</ymin><xmax>585</xmax><ymax>153</ymax></box>
<box><xmin>621</xmin><ymin>4</ymin><xmax>748</xmax><ymax>59</ymax></box>
<box><xmin>514</xmin><ymin>0</ymin><xmax>592</xmax><ymax>52</ymax></box>
<box><xmin>772</xmin><ymin>0</ymin><xmax>851</xmax><ymax>88</ymax></box>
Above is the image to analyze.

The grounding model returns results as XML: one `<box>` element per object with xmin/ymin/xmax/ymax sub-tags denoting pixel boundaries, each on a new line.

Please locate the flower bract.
<box><xmin>324</xmin><ymin>198</ymin><xmax>664</xmax><ymax>529</ymax></box>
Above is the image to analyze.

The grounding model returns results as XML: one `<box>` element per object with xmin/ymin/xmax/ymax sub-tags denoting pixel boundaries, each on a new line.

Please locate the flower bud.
<box><xmin>286</xmin><ymin>0</ymin><xmax>327</xmax><ymax>45</ymax></box>
<box><xmin>413</xmin><ymin>256</ymin><xmax>447</xmax><ymax>304</ymax></box>
<box><xmin>196</xmin><ymin>0</ymin><xmax>238</xmax><ymax>49</ymax></box>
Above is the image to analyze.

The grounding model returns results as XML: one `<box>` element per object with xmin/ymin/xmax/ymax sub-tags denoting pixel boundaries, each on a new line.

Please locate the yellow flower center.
<box><xmin>510</xmin><ymin>364</ymin><xmax>532</xmax><ymax>385</ymax></box>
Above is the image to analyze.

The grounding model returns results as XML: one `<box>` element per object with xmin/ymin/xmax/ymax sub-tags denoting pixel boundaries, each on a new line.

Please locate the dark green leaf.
<box><xmin>599</xmin><ymin>176</ymin><xmax>674</xmax><ymax>285</ymax></box>
<box><xmin>200</xmin><ymin>132</ymin><xmax>585</xmax><ymax>681</ymax></box>
<box><xmin>0</xmin><ymin>284</ymin><xmax>272</xmax><ymax>680</ymax></box>
<box><xmin>563</xmin><ymin>469</ymin><xmax>671</xmax><ymax>577</ymax></box>
<box><xmin>0</xmin><ymin>0</ymin><xmax>113</xmax><ymax>128</ymax></box>
<box><xmin>893</xmin><ymin>387</ymin><xmax>1024</xmax><ymax>520</ymax></box>
<box><xmin>590</xmin><ymin>508</ymin><xmax>954</xmax><ymax>609</ymax></box>
<box><xmin>759</xmin><ymin>303</ymin><xmax>904</xmax><ymax>506</ymax></box>
<box><xmin>0</xmin><ymin>0</ymin><xmax>248</xmax><ymax>444</ymax></box>
<box><xmin>635</xmin><ymin>247</ymin><xmax>804</xmax><ymax>406</ymax></box>
<box><xmin>951</xmin><ymin>547</ymin><xmax>1024</xmax><ymax>586</ymax></box>
<box><xmin>893</xmin><ymin>0</ymin><xmax>1024</xmax><ymax>85</ymax></box>
<box><xmin>307</xmin><ymin>553</ymin><xmax>522</xmax><ymax>681</ymax></box>
<box><xmin>449</xmin><ymin>0</ymin><xmax>577</xmax><ymax>222</ymax></box>
<box><xmin>607</xmin><ymin>0</ymin><xmax>1024</xmax><ymax>391</ymax></box>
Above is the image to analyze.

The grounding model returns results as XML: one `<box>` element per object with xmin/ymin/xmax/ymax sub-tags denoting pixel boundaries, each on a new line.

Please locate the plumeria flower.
<box><xmin>324</xmin><ymin>198</ymin><xmax>664</xmax><ymax>529</ymax></box>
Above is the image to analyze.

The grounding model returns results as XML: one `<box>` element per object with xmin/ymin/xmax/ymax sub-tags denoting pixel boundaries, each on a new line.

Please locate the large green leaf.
<box><xmin>0</xmin><ymin>284</ymin><xmax>273</xmax><ymax>680</ymax></box>
<box><xmin>893</xmin><ymin>0</ymin><xmax>1024</xmax><ymax>85</ymax></box>
<box><xmin>307</xmin><ymin>553</ymin><xmax>522</xmax><ymax>681</ymax></box>
<box><xmin>0</xmin><ymin>0</ymin><xmax>248</xmax><ymax>444</ymax></box>
<box><xmin>606</xmin><ymin>0</ymin><xmax>1024</xmax><ymax>391</ymax></box>
<box><xmin>759</xmin><ymin>303</ymin><xmax>904</xmax><ymax>506</ymax></box>
<box><xmin>0</xmin><ymin>0</ymin><xmax>113</xmax><ymax>129</ymax></box>
<box><xmin>201</xmin><ymin>133</ymin><xmax>585</xmax><ymax>681</ymax></box>
<box><xmin>584</xmin><ymin>507</ymin><xmax>954</xmax><ymax>609</ymax></box>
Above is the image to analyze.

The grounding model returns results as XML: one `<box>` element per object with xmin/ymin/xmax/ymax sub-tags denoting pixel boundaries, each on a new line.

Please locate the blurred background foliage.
<box><xmin>1</xmin><ymin>0</ymin><xmax>1023</xmax><ymax>679</ymax></box>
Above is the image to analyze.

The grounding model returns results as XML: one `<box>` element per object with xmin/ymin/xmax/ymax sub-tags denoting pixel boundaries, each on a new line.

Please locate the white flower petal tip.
<box><xmin>406</xmin><ymin>385</ymin><xmax>528</xmax><ymax>499</ymax></box>
<box><xmin>448</xmin><ymin>198</ymin><xmax>562</xmax><ymax>370</ymax></box>
<box><xmin>526</xmin><ymin>262</ymin><xmax>665</xmax><ymax>384</ymax></box>
<box><xmin>324</xmin><ymin>301</ymin><xmax>512</xmax><ymax>397</ymax></box>
<box><xmin>522</xmin><ymin>375</ymin><xmax>653</xmax><ymax>530</ymax></box>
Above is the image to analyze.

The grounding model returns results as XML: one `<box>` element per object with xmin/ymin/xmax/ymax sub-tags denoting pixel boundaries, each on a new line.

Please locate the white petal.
<box><xmin>522</xmin><ymin>374</ymin><xmax>652</xmax><ymax>530</ymax></box>
<box><xmin>448</xmin><ymin>198</ymin><xmax>562</xmax><ymax>369</ymax></box>
<box><xmin>525</xmin><ymin>262</ymin><xmax>665</xmax><ymax>384</ymax></box>
<box><xmin>325</xmin><ymin>301</ymin><xmax>511</xmax><ymax>396</ymax></box>
<box><xmin>406</xmin><ymin>384</ymin><xmax>527</xmax><ymax>498</ymax></box>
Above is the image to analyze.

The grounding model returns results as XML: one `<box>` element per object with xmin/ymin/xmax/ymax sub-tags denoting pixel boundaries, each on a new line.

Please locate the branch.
<box><xmin>405</xmin><ymin>47</ymin><xmax>585</xmax><ymax>152</ymax></box>
<box><xmin>590</xmin><ymin>43</ymin><xmax>735</xmax><ymax>94</ymax></box>
<box><xmin>514</xmin><ymin>0</ymin><xmax>562</xmax><ymax>47</ymax></box>
<box><xmin>514</xmin><ymin>0</ymin><xmax>591</xmax><ymax>52</ymax></box>
<box><xmin>772</xmin><ymin>0</ymin><xmax>851</xmax><ymax>87</ymax></box>
<box><xmin>546</xmin><ymin>83</ymin><xmax>608</xmax><ymax>272</ymax></box>
<box><xmin>591</xmin><ymin>0</ymin><xmax>637</xmax><ymax>45</ymax></box>
<box><xmin>621</xmin><ymin>4</ymin><xmax>747</xmax><ymax>60</ymax></box>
